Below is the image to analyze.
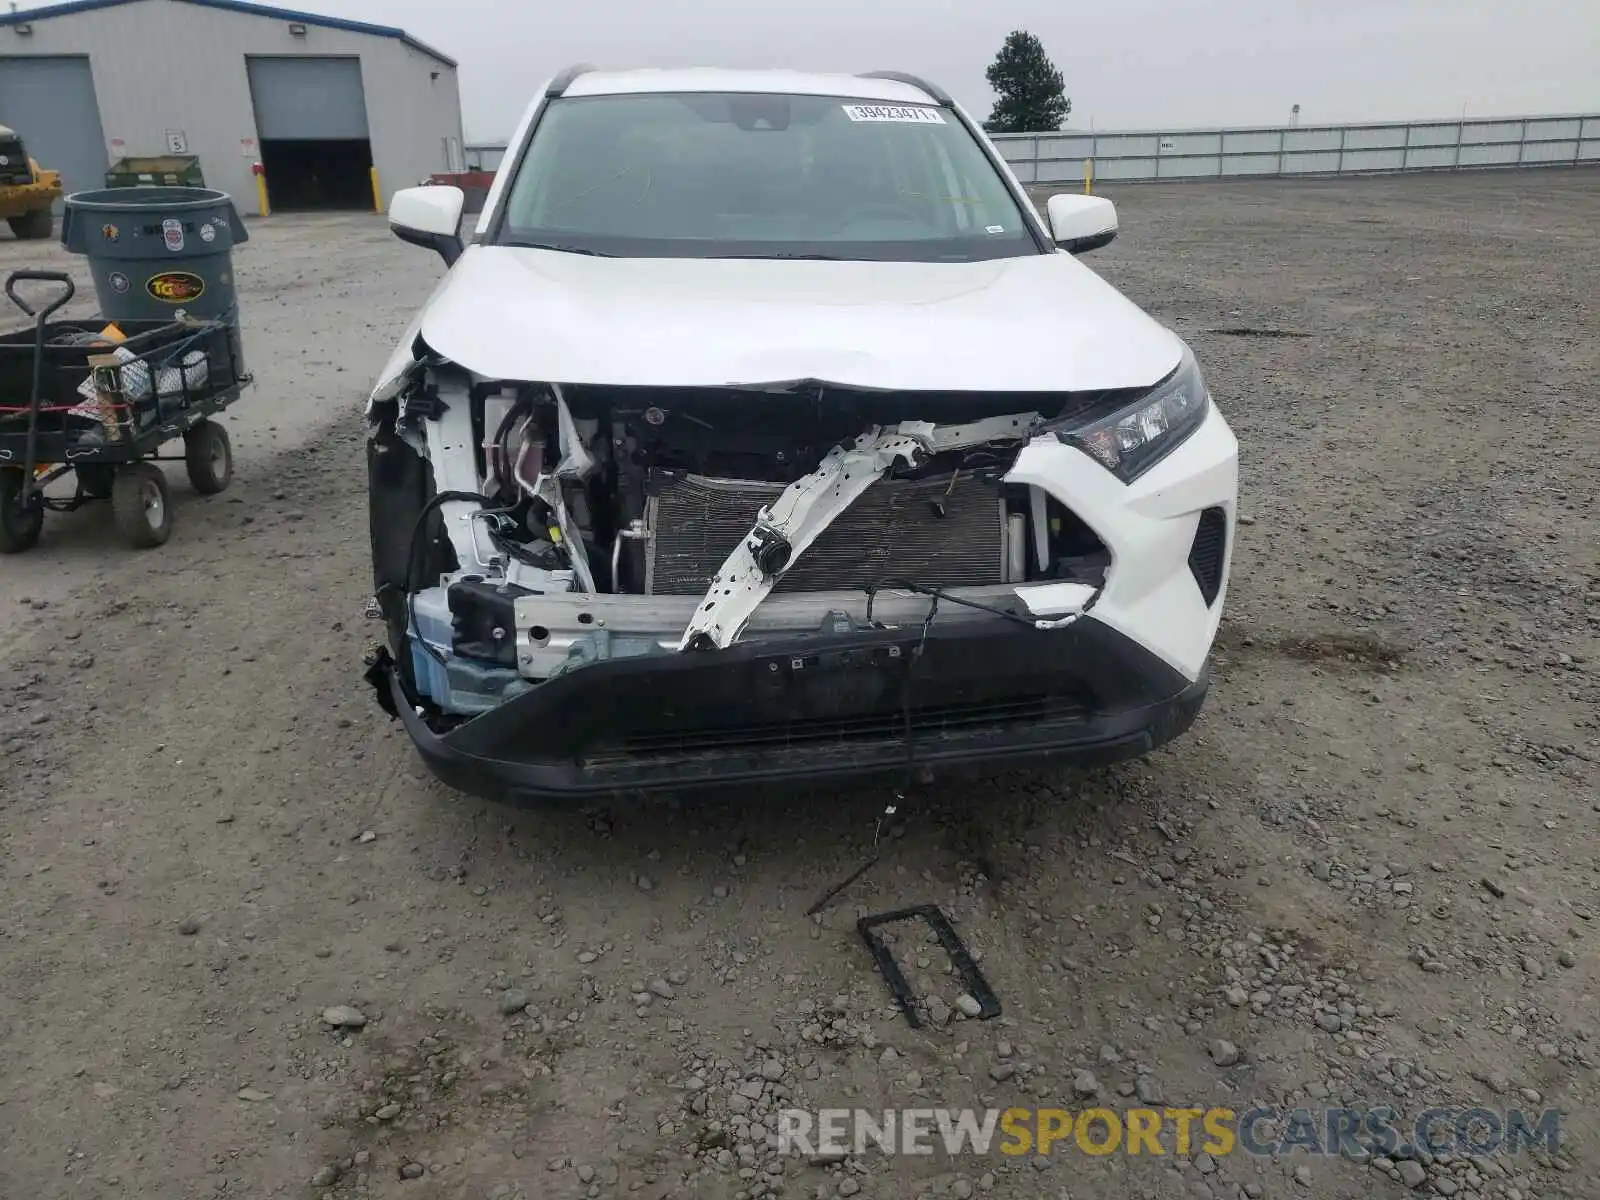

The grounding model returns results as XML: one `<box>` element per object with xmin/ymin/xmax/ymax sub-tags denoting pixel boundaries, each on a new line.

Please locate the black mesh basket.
<box><xmin>0</xmin><ymin>318</ymin><xmax>243</xmax><ymax>460</ymax></box>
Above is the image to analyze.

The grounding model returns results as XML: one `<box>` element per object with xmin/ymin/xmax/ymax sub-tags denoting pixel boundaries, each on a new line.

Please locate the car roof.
<box><xmin>562</xmin><ymin>68</ymin><xmax>939</xmax><ymax>106</ymax></box>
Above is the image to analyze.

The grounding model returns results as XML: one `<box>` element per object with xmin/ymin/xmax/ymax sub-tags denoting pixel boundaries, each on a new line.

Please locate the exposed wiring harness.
<box><xmin>403</xmin><ymin>489</ymin><xmax>506</xmax><ymax>671</ymax></box>
<box><xmin>865</xmin><ymin>577</ymin><xmax>1042</xmax><ymax>631</ymax></box>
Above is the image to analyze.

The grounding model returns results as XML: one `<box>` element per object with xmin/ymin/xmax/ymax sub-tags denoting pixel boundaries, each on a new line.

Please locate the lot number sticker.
<box><xmin>842</xmin><ymin>104</ymin><xmax>946</xmax><ymax>125</ymax></box>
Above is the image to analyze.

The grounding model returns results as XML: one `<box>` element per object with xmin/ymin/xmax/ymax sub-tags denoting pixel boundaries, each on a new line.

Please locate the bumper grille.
<box><xmin>591</xmin><ymin>694</ymin><xmax>1090</xmax><ymax>761</ymax></box>
<box><xmin>644</xmin><ymin>471</ymin><xmax>1008</xmax><ymax>595</ymax></box>
<box><xmin>1188</xmin><ymin>506</ymin><xmax>1227</xmax><ymax>606</ymax></box>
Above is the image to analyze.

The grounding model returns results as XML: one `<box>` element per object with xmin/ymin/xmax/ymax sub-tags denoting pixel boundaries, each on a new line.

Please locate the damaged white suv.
<box><xmin>364</xmin><ymin>67</ymin><xmax>1238</xmax><ymax>803</ymax></box>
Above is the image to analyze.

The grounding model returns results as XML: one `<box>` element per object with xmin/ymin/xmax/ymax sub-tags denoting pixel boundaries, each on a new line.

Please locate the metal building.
<box><xmin>0</xmin><ymin>0</ymin><xmax>463</xmax><ymax>214</ymax></box>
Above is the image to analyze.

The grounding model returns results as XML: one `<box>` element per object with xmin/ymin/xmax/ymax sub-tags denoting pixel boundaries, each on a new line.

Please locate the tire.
<box><xmin>76</xmin><ymin>464</ymin><xmax>115</xmax><ymax>500</ymax></box>
<box><xmin>0</xmin><ymin>469</ymin><xmax>44</xmax><ymax>553</ymax></box>
<box><xmin>111</xmin><ymin>462</ymin><xmax>173</xmax><ymax>548</ymax></box>
<box><xmin>8</xmin><ymin>208</ymin><xmax>54</xmax><ymax>240</ymax></box>
<box><xmin>183</xmin><ymin>419</ymin><xmax>232</xmax><ymax>495</ymax></box>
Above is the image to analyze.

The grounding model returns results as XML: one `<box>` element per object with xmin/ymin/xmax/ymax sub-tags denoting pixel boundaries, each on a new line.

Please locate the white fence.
<box><xmin>994</xmin><ymin>113</ymin><xmax>1600</xmax><ymax>185</ymax></box>
<box><xmin>464</xmin><ymin>112</ymin><xmax>1600</xmax><ymax>184</ymax></box>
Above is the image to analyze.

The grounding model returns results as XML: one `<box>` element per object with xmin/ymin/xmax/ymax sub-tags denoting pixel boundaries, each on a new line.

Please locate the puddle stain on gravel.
<box><xmin>1273</xmin><ymin>632</ymin><xmax>1407</xmax><ymax>668</ymax></box>
<box><xmin>1216</xmin><ymin>628</ymin><xmax>1408</xmax><ymax>671</ymax></box>
<box><xmin>1202</xmin><ymin>327</ymin><xmax>1316</xmax><ymax>339</ymax></box>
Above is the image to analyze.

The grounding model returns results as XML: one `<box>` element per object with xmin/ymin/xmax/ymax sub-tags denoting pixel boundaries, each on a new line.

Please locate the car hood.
<box><xmin>377</xmin><ymin>244</ymin><xmax>1185</xmax><ymax>397</ymax></box>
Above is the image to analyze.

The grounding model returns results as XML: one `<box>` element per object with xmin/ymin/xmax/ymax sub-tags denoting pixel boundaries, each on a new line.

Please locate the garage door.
<box><xmin>0</xmin><ymin>55</ymin><xmax>108</xmax><ymax>199</ymax></box>
<box><xmin>247</xmin><ymin>56</ymin><xmax>369</xmax><ymax>139</ymax></box>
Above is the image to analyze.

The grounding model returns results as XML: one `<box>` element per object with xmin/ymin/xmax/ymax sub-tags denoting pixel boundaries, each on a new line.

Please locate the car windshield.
<box><xmin>494</xmin><ymin>92</ymin><xmax>1039</xmax><ymax>262</ymax></box>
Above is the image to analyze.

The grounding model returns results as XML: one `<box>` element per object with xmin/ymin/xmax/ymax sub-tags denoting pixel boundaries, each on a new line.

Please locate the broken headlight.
<box><xmin>1053</xmin><ymin>348</ymin><xmax>1209</xmax><ymax>483</ymax></box>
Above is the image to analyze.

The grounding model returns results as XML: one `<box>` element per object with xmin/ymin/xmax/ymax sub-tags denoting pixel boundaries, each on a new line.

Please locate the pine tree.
<box><xmin>983</xmin><ymin>31</ymin><xmax>1071</xmax><ymax>133</ymax></box>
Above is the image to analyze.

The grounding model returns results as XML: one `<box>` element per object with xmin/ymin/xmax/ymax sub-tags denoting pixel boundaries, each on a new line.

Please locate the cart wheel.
<box><xmin>76</xmin><ymin>464</ymin><xmax>115</xmax><ymax>500</ymax></box>
<box><xmin>111</xmin><ymin>462</ymin><xmax>173</xmax><ymax>548</ymax></box>
<box><xmin>0</xmin><ymin>469</ymin><xmax>44</xmax><ymax>554</ymax></box>
<box><xmin>184</xmin><ymin>419</ymin><xmax>233</xmax><ymax>495</ymax></box>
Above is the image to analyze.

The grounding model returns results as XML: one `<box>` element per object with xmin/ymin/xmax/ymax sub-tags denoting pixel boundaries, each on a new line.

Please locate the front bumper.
<box><xmin>370</xmin><ymin>615</ymin><xmax>1209</xmax><ymax>804</ymax></box>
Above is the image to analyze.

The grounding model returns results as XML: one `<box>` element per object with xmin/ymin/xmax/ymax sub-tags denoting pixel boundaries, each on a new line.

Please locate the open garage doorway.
<box><xmin>257</xmin><ymin>138</ymin><xmax>372</xmax><ymax>210</ymax></box>
<box><xmin>247</xmin><ymin>55</ymin><xmax>374</xmax><ymax>212</ymax></box>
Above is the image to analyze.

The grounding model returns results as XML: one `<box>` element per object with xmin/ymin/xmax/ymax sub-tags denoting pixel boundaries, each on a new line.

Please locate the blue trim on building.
<box><xmin>0</xmin><ymin>0</ymin><xmax>457</xmax><ymax>66</ymax></box>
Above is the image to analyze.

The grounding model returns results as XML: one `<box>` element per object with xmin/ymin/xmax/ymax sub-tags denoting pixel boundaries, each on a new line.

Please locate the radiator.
<box><xmin>644</xmin><ymin>471</ymin><xmax>1009</xmax><ymax>595</ymax></box>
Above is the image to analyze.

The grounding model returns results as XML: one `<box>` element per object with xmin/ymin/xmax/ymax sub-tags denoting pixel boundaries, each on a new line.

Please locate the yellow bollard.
<box><xmin>1084</xmin><ymin>158</ymin><xmax>1094</xmax><ymax>195</ymax></box>
<box><xmin>254</xmin><ymin>171</ymin><xmax>270</xmax><ymax>217</ymax></box>
<box><xmin>370</xmin><ymin>166</ymin><xmax>382</xmax><ymax>214</ymax></box>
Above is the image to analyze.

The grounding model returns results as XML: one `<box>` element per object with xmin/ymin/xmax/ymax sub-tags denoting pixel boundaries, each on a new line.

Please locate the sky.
<box><xmin>40</xmin><ymin>0</ymin><xmax>1600</xmax><ymax>141</ymax></box>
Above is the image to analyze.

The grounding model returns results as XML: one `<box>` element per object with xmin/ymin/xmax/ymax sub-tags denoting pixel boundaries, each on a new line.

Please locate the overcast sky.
<box><xmin>103</xmin><ymin>0</ymin><xmax>1600</xmax><ymax>140</ymax></box>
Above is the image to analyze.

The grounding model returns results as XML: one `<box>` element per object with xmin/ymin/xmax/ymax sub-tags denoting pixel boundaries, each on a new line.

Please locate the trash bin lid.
<box><xmin>64</xmin><ymin>186</ymin><xmax>233</xmax><ymax>213</ymax></box>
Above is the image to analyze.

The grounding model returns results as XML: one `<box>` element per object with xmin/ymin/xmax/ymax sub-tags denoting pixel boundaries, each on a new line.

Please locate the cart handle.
<box><xmin>5</xmin><ymin>270</ymin><xmax>75</xmax><ymax>319</ymax></box>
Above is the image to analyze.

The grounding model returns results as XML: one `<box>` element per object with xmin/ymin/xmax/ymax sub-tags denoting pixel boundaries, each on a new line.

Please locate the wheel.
<box><xmin>111</xmin><ymin>462</ymin><xmax>173</xmax><ymax>548</ymax></box>
<box><xmin>7</xmin><ymin>208</ymin><xmax>53</xmax><ymax>240</ymax></box>
<box><xmin>184</xmin><ymin>419</ymin><xmax>232</xmax><ymax>495</ymax></box>
<box><xmin>76</xmin><ymin>464</ymin><xmax>115</xmax><ymax>500</ymax></box>
<box><xmin>0</xmin><ymin>469</ymin><xmax>44</xmax><ymax>553</ymax></box>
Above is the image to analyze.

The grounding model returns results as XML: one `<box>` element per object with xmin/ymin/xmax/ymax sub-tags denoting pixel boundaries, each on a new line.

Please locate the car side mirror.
<box><xmin>389</xmin><ymin>185</ymin><xmax>465</xmax><ymax>266</ymax></box>
<box><xmin>1045</xmin><ymin>194</ymin><xmax>1117</xmax><ymax>254</ymax></box>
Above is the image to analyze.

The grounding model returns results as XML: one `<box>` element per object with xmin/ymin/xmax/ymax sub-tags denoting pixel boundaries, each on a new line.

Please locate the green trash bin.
<box><xmin>59</xmin><ymin>186</ymin><xmax>247</xmax><ymax>327</ymax></box>
<box><xmin>105</xmin><ymin>154</ymin><xmax>206</xmax><ymax>189</ymax></box>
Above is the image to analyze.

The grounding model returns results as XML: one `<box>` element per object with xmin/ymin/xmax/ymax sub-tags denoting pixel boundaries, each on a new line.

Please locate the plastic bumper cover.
<box><xmin>371</xmin><ymin>615</ymin><xmax>1210</xmax><ymax>804</ymax></box>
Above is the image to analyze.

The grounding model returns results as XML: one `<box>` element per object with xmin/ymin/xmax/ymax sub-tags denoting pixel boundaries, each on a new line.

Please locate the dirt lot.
<box><xmin>1</xmin><ymin>169</ymin><xmax>1596</xmax><ymax>1200</ymax></box>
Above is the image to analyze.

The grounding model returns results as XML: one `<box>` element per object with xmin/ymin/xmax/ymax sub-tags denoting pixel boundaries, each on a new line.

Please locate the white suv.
<box><xmin>364</xmin><ymin>67</ymin><xmax>1238</xmax><ymax>804</ymax></box>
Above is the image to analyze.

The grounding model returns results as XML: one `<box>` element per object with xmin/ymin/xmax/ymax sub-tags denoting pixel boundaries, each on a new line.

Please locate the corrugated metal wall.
<box><xmin>0</xmin><ymin>54</ymin><xmax>108</xmax><ymax>198</ymax></box>
<box><xmin>0</xmin><ymin>0</ymin><xmax>464</xmax><ymax>213</ymax></box>
<box><xmin>992</xmin><ymin>114</ymin><xmax>1600</xmax><ymax>185</ymax></box>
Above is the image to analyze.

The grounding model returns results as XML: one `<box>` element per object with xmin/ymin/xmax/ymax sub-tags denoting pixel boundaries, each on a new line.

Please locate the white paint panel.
<box><xmin>1406</xmin><ymin>124</ymin><xmax>1459</xmax><ymax>147</ymax></box>
<box><xmin>1157</xmin><ymin>155</ymin><xmax>1221</xmax><ymax>178</ymax></box>
<box><xmin>1525</xmin><ymin>118</ymin><xmax>1580</xmax><ymax>140</ymax></box>
<box><xmin>1343</xmin><ymin>148</ymin><xmax>1406</xmax><ymax>171</ymax></box>
<box><xmin>1221</xmin><ymin>130</ymin><xmax>1278</xmax><ymax>153</ymax></box>
<box><xmin>1583</xmin><ymin>118</ymin><xmax>1600</xmax><ymax>139</ymax></box>
<box><xmin>1521</xmin><ymin>139</ymin><xmax>1577</xmax><ymax>162</ymax></box>
<box><xmin>1285</xmin><ymin>128</ymin><xmax>1341</xmax><ymax>151</ymax></box>
<box><xmin>1033</xmin><ymin>158</ymin><xmax>1083</xmax><ymax>184</ymax></box>
<box><xmin>1162</xmin><ymin>132</ymin><xmax>1221</xmax><ymax>155</ymax></box>
<box><xmin>1095</xmin><ymin>134</ymin><xmax>1158</xmax><ymax>156</ymax></box>
<box><xmin>1579</xmin><ymin>139</ymin><xmax>1600</xmax><ymax>160</ymax></box>
<box><xmin>1220</xmin><ymin>153</ymin><xmax>1277</xmax><ymax>175</ymax></box>
<box><xmin>1461</xmin><ymin>121</ymin><xmax>1523</xmax><ymax>144</ymax></box>
<box><xmin>1343</xmin><ymin>126</ymin><xmax>1406</xmax><ymax>150</ymax></box>
<box><xmin>1404</xmin><ymin>145</ymin><xmax>1456</xmax><ymax>169</ymax></box>
<box><xmin>1095</xmin><ymin>157</ymin><xmax>1156</xmax><ymax>180</ymax></box>
<box><xmin>1459</xmin><ymin>142</ymin><xmax>1520</xmax><ymax>166</ymax></box>
<box><xmin>1037</xmin><ymin>134</ymin><xmax>1094</xmax><ymax>157</ymax></box>
<box><xmin>1281</xmin><ymin>150</ymin><xmax>1341</xmax><ymax>174</ymax></box>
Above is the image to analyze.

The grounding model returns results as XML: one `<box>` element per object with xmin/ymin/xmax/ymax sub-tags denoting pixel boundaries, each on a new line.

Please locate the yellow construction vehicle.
<box><xmin>0</xmin><ymin>124</ymin><xmax>63</xmax><ymax>240</ymax></box>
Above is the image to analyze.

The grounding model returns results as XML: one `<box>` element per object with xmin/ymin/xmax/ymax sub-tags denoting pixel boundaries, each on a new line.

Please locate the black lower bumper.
<box><xmin>369</xmin><ymin>616</ymin><xmax>1209</xmax><ymax>805</ymax></box>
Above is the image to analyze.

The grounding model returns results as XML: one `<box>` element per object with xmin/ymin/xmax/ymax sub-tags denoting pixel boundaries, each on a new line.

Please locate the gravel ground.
<box><xmin>0</xmin><ymin>169</ymin><xmax>1596</xmax><ymax>1200</ymax></box>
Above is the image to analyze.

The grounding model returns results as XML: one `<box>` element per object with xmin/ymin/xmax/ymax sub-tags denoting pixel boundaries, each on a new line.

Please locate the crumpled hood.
<box><xmin>377</xmin><ymin>244</ymin><xmax>1185</xmax><ymax>397</ymax></box>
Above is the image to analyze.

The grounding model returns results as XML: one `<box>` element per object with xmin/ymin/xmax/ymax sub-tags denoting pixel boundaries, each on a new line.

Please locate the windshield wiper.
<box><xmin>505</xmin><ymin>239</ymin><xmax>616</xmax><ymax>257</ymax></box>
<box><xmin>709</xmin><ymin>252</ymin><xmax>848</xmax><ymax>261</ymax></box>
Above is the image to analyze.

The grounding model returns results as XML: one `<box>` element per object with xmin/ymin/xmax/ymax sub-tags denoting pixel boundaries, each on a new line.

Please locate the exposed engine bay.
<box><xmin>367</xmin><ymin>353</ymin><xmax>1115</xmax><ymax>723</ymax></box>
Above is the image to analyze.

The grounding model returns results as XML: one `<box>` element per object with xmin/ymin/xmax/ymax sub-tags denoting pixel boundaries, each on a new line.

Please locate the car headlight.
<box><xmin>1051</xmin><ymin>348</ymin><xmax>1210</xmax><ymax>483</ymax></box>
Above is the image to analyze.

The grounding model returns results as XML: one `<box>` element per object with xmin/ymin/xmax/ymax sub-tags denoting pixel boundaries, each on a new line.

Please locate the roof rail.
<box><xmin>547</xmin><ymin>63</ymin><xmax>596</xmax><ymax>97</ymax></box>
<box><xmin>858</xmin><ymin>71</ymin><xmax>951</xmax><ymax>106</ymax></box>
